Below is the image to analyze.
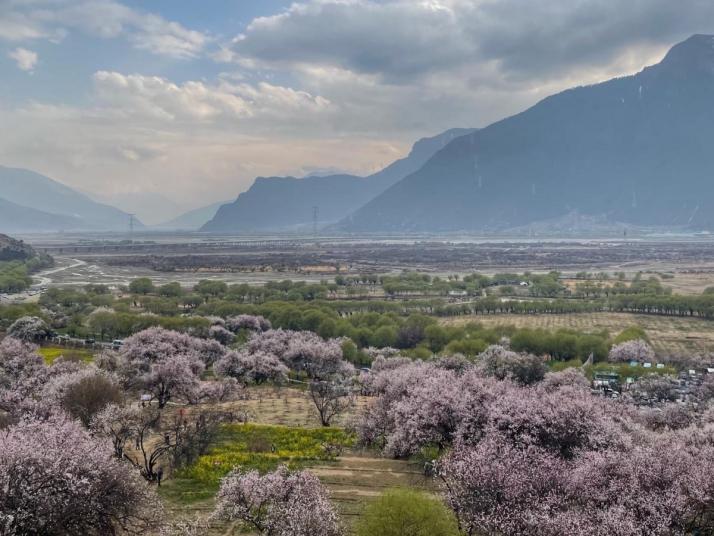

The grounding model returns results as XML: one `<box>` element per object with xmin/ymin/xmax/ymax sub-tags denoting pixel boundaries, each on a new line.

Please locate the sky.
<box><xmin>0</xmin><ymin>0</ymin><xmax>712</xmax><ymax>223</ymax></box>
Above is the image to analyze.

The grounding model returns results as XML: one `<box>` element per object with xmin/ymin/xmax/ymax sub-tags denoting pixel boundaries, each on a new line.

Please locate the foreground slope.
<box><xmin>340</xmin><ymin>35</ymin><xmax>714</xmax><ymax>232</ymax></box>
<box><xmin>202</xmin><ymin>128</ymin><xmax>475</xmax><ymax>232</ymax></box>
<box><xmin>0</xmin><ymin>166</ymin><xmax>142</xmax><ymax>231</ymax></box>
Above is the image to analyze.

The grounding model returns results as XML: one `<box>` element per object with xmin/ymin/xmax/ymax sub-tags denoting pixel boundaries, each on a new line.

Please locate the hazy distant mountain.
<box><xmin>0</xmin><ymin>166</ymin><xmax>142</xmax><ymax>231</ymax></box>
<box><xmin>0</xmin><ymin>198</ymin><xmax>82</xmax><ymax>233</ymax></box>
<box><xmin>202</xmin><ymin>128</ymin><xmax>476</xmax><ymax>232</ymax></box>
<box><xmin>157</xmin><ymin>201</ymin><xmax>229</xmax><ymax>230</ymax></box>
<box><xmin>339</xmin><ymin>35</ymin><xmax>714</xmax><ymax>233</ymax></box>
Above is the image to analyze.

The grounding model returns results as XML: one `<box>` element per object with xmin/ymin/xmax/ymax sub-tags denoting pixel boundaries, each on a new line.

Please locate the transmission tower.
<box><xmin>312</xmin><ymin>206</ymin><xmax>319</xmax><ymax>237</ymax></box>
<box><xmin>128</xmin><ymin>214</ymin><xmax>136</xmax><ymax>242</ymax></box>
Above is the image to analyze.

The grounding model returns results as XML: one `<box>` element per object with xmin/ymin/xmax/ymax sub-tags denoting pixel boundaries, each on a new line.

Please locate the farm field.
<box><xmin>37</xmin><ymin>345</ymin><xmax>95</xmax><ymax>364</ymax></box>
<box><xmin>158</xmin><ymin>387</ymin><xmax>431</xmax><ymax>534</ymax></box>
<box><xmin>443</xmin><ymin>312</ymin><xmax>714</xmax><ymax>355</ymax></box>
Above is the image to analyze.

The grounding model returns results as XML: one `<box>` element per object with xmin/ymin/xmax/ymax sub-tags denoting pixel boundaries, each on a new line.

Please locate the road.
<box><xmin>0</xmin><ymin>258</ymin><xmax>85</xmax><ymax>304</ymax></box>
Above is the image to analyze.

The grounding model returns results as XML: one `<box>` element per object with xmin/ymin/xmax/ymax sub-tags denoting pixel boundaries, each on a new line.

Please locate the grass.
<box><xmin>162</xmin><ymin>423</ymin><xmax>353</xmax><ymax>506</ymax></box>
<box><xmin>38</xmin><ymin>345</ymin><xmax>95</xmax><ymax>365</ymax></box>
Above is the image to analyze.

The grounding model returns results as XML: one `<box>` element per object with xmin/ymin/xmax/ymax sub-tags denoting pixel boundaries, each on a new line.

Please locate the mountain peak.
<box><xmin>656</xmin><ymin>34</ymin><xmax>714</xmax><ymax>76</ymax></box>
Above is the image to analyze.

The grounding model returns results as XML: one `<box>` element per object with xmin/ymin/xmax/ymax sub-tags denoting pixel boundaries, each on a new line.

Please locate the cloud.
<box><xmin>91</xmin><ymin>71</ymin><xmax>332</xmax><ymax>128</ymax></box>
<box><xmin>0</xmin><ymin>69</ymin><xmax>366</xmax><ymax>211</ymax></box>
<box><xmin>8</xmin><ymin>47</ymin><xmax>38</xmax><ymax>72</ymax></box>
<box><xmin>227</xmin><ymin>0</ymin><xmax>714</xmax><ymax>84</ymax></box>
<box><xmin>0</xmin><ymin>0</ymin><xmax>207</xmax><ymax>59</ymax></box>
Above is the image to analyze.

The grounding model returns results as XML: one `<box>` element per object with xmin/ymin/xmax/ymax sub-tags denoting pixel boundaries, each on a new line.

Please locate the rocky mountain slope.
<box><xmin>339</xmin><ymin>35</ymin><xmax>714</xmax><ymax>233</ymax></box>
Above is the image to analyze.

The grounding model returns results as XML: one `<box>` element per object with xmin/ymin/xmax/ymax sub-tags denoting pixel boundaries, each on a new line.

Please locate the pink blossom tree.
<box><xmin>120</xmin><ymin>326</ymin><xmax>226</xmax><ymax>370</ymax></box>
<box><xmin>208</xmin><ymin>325</ymin><xmax>235</xmax><ymax>346</ymax></box>
<box><xmin>214</xmin><ymin>350</ymin><xmax>289</xmax><ymax>385</ymax></box>
<box><xmin>438</xmin><ymin>433</ymin><xmax>714</xmax><ymax>536</ymax></box>
<box><xmin>477</xmin><ymin>344</ymin><xmax>546</xmax><ymax>385</ymax></box>
<box><xmin>213</xmin><ymin>465</ymin><xmax>342</xmax><ymax>536</ymax></box>
<box><xmin>142</xmin><ymin>355</ymin><xmax>204</xmax><ymax>408</ymax></box>
<box><xmin>437</xmin><ymin>435</ymin><xmax>567</xmax><ymax>536</ymax></box>
<box><xmin>245</xmin><ymin>329</ymin><xmax>352</xmax><ymax>379</ymax></box>
<box><xmin>540</xmin><ymin>367</ymin><xmax>591</xmax><ymax>391</ymax></box>
<box><xmin>0</xmin><ymin>337</ymin><xmax>48</xmax><ymax>416</ymax></box>
<box><xmin>107</xmin><ymin>328</ymin><xmax>221</xmax><ymax>408</ymax></box>
<box><xmin>608</xmin><ymin>339</ymin><xmax>655</xmax><ymax>363</ymax></box>
<box><xmin>6</xmin><ymin>315</ymin><xmax>50</xmax><ymax>342</ymax></box>
<box><xmin>0</xmin><ymin>414</ymin><xmax>161</xmax><ymax>534</ymax></box>
<box><xmin>225</xmin><ymin>314</ymin><xmax>272</xmax><ymax>333</ymax></box>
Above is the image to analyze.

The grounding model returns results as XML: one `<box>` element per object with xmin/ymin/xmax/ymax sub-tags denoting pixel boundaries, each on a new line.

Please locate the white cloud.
<box><xmin>91</xmin><ymin>71</ymin><xmax>333</xmax><ymax>128</ymax></box>
<box><xmin>0</xmin><ymin>0</ymin><xmax>207</xmax><ymax>59</ymax></box>
<box><xmin>8</xmin><ymin>47</ymin><xmax>38</xmax><ymax>72</ymax></box>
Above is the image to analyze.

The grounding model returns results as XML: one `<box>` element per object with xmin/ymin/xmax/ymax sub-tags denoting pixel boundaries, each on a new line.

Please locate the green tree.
<box><xmin>194</xmin><ymin>279</ymin><xmax>228</xmax><ymax>298</ymax></box>
<box><xmin>128</xmin><ymin>277</ymin><xmax>154</xmax><ymax>295</ymax></box>
<box><xmin>355</xmin><ymin>488</ymin><xmax>460</xmax><ymax>536</ymax></box>
<box><xmin>158</xmin><ymin>282</ymin><xmax>183</xmax><ymax>297</ymax></box>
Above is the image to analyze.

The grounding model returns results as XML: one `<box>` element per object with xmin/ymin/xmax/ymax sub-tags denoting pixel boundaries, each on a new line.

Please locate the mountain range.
<box><xmin>201</xmin><ymin>128</ymin><xmax>476</xmax><ymax>232</ymax></box>
<box><xmin>338</xmin><ymin>35</ymin><xmax>714</xmax><ymax>232</ymax></box>
<box><xmin>0</xmin><ymin>166</ymin><xmax>142</xmax><ymax>232</ymax></box>
<box><xmin>5</xmin><ymin>35</ymin><xmax>714</xmax><ymax>236</ymax></box>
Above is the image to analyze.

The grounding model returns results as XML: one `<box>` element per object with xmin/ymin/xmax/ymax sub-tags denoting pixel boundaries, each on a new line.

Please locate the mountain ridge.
<box><xmin>201</xmin><ymin>128</ymin><xmax>476</xmax><ymax>232</ymax></box>
<box><xmin>337</xmin><ymin>35</ymin><xmax>714</xmax><ymax>233</ymax></box>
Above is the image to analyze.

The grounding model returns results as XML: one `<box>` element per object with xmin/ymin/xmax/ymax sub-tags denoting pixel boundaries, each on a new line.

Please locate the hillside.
<box><xmin>0</xmin><ymin>197</ymin><xmax>83</xmax><ymax>233</ymax></box>
<box><xmin>202</xmin><ymin>128</ymin><xmax>475</xmax><ymax>232</ymax></box>
<box><xmin>339</xmin><ymin>35</ymin><xmax>714</xmax><ymax>233</ymax></box>
<box><xmin>0</xmin><ymin>166</ymin><xmax>143</xmax><ymax>231</ymax></box>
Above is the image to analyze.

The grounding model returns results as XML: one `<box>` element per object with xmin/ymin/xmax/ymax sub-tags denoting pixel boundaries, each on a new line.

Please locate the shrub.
<box><xmin>355</xmin><ymin>488</ymin><xmax>460</xmax><ymax>536</ymax></box>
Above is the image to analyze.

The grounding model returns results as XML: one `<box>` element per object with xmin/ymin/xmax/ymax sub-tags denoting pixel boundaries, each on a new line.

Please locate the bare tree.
<box><xmin>309</xmin><ymin>379</ymin><xmax>354</xmax><ymax>427</ymax></box>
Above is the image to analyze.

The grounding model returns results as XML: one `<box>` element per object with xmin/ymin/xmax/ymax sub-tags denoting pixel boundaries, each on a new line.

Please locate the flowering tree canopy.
<box><xmin>245</xmin><ymin>329</ymin><xmax>353</xmax><ymax>379</ymax></box>
<box><xmin>6</xmin><ymin>316</ymin><xmax>50</xmax><ymax>342</ymax></box>
<box><xmin>608</xmin><ymin>339</ymin><xmax>655</xmax><ymax>363</ymax></box>
<box><xmin>225</xmin><ymin>314</ymin><xmax>272</xmax><ymax>333</ymax></box>
<box><xmin>208</xmin><ymin>325</ymin><xmax>235</xmax><ymax>346</ymax></box>
<box><xmin>0</xmin><ymin>337</ymin><xmax>48</xmax><ymax>416</ymax></box>
<box><xmin>0</xmin><ymin>414</ymin><xmax>161</xmax><ymax>535</ymax></box>
<box><xmin>105</xmin><ymin>327</ymin><xmax>226</xmax><ymax>408</ymax></box>
<box><xmin>477</xmin><ymin>344</ymin><xmax>546</xmax><ymax>385</ymax></box>
<box><xmin>214</xmin><ymin>350</ymin><xmax>289</xmax><ymax>385</ymax></box>
<box><xmin>213</xmin><ymin>465</ymin><xmax>342</xmax><ymax>536</ymax></box>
